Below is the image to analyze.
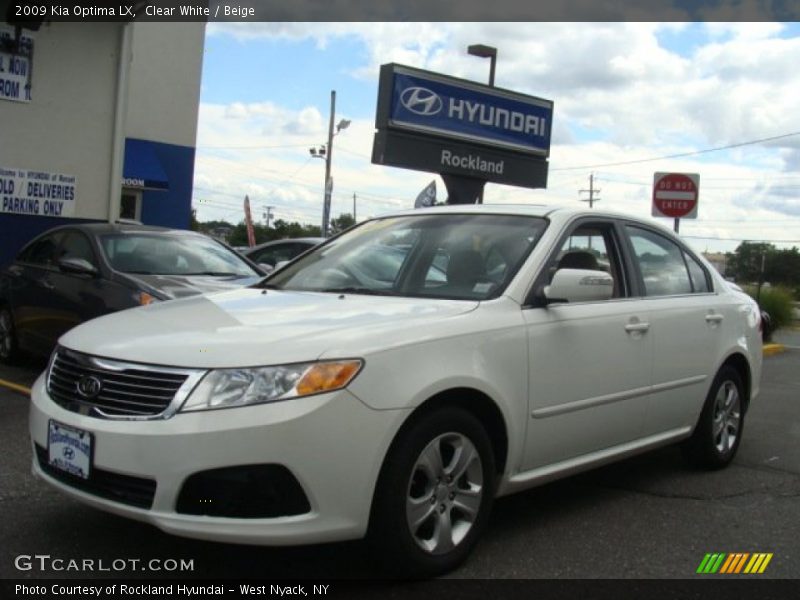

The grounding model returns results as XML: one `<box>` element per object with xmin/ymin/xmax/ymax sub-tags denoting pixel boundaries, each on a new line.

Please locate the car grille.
<box><xmin>35</xmin><ymin>444</ymin><xmax>156</xmax><ymax>509</ymax></box>
<box><xmin>47</xmin><ymin>348</ymin><xmax>194</xmax><ymax>418</ymax></box>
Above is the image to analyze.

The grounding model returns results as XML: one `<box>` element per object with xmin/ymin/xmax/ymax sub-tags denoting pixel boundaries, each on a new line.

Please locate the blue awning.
<box><xmin>123</xmin><ymin>139</ymin><xmax>169</xmax><ymax>191</ymax></box>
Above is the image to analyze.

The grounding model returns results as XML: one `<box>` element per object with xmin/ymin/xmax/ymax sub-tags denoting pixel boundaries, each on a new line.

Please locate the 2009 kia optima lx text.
<box><xmin>29</xmin><ymin>205</ymin><xmax>762</xmax><ymax>576</ymax></box>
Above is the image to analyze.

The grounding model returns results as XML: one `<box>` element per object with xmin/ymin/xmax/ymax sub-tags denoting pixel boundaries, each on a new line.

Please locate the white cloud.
<box><xmin>196</xmin><ymin>22</ymin><xmax>800</xmax><ymax>250</ymax></box>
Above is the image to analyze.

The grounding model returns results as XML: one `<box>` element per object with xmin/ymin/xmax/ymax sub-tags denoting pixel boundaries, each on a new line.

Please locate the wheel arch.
<box><xmin>403</xmin><ymin>387</ymin><xmax>508</xmax><ymax>476</ymax></box>
<box><xmin>718</xmin><ymin>352</ymin><xmax>752</xmax><ymax>412</ymax></box>
<box><xmin>368</xmin><ymin>386</ymin><xmax>509</xmax><ymax>519</ymax></box>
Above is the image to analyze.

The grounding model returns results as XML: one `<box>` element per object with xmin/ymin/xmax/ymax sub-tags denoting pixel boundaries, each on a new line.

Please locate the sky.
<box><xmin>192</xmin><ymin>22</ymin><xmax>800</xmax><ymax>254</ymax></box>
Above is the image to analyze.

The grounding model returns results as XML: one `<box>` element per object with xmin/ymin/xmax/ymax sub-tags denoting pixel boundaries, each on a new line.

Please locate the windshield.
<box><xmin>100</xmin><ymin>233</ymin><xmax>259</xmax><ymax>277</ymax></box>
<box><xmin>266</xmin><ymin>213</ymin><xmax>547</xmax><ymax>300</ymax></box>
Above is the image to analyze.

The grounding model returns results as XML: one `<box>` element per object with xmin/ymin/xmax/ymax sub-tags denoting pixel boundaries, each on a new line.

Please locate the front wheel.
<box><xmin>682</xmin><ymin>366</ymin><xmax>745</xmax><ymax>469</ymax></box>
<box><xmin>368</xmin><ymin>407</ymin><xmax>496</xmax><ymax>577</ymax></box>
<box><xmin>0</xmin><ymin>306</ymin><xmax>20</xmax><ymax>364</ymax></box>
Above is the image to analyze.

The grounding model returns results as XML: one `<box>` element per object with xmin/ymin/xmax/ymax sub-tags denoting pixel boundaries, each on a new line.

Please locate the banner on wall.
<box><xmin>0</xmin><ymin>166</ymin><xmax>78</xmax><ymax>218</ymax></box>
<box><xmin>0</xmin><ymin>25</ymin><xmax>34</xmax><ymax>103</ymax></box>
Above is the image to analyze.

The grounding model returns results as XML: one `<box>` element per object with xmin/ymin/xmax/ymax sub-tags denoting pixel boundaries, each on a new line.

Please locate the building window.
<box><xmin>120</xmin><ymin>189</ymin><xmax>142</xmax><ymax>221</ymax></box>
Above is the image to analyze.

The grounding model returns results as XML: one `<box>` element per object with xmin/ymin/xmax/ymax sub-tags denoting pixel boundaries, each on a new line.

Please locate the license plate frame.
<box><xmin>47</xmin><ymin>420</ymin><xmax>93</xmax><ymax>480</ymax></box>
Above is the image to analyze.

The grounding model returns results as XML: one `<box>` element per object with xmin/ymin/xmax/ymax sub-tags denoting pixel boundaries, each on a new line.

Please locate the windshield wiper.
<box><xmin>321</xmin><ymin>286</ymin><xmax>399</xmax><ymax>296</ymax></box>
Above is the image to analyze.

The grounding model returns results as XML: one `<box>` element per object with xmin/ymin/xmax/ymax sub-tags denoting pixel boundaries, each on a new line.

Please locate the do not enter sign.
<box><xmin>652</xmin><ymin>172</ymin><xmax>699</xmax><ymax>219</ymax></box>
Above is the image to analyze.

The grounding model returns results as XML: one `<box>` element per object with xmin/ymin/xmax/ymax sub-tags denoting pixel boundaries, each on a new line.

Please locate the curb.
<box><xmin>0</xmin><ymin>377</ymin><xmax>32</xmax><ymax>397</ymax></box>
<box><xmin>763</xmin><ymin>344</ymin><xmax>786</xmax><ymax>357</ymax></box>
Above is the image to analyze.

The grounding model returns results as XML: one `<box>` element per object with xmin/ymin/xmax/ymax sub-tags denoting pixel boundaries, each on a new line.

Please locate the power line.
<box><xmin>197</xmin><ymin>142</ymin><xmax>314</xmax><ymax>150</ymax></box>
<box><xmin>552</xmin><ymin>130</ymin><xmax>800</xmax><ymax>171</ymax></box>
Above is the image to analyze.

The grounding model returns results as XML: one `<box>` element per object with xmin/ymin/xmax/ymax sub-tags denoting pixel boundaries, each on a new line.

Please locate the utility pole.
<box><xmin>263</xmin><ymin>205</ymin><xmax>274</xmax><ymax>228</ymax></box>
<box><xmin>309</xmin><ymin>91</ymin><xmax>350</xmax><ymax>237</ymax></box>
<box><xmin>322</xmin><ymin>90</ymin><xmax>336</xmax><ymax>237</ymax></box>
<box><xmin>353</xmin><ymin>193</ymin><xmax>357</xmax><ymax>222</ymax></box>
<box><xmin>580</xmin><ymin>173</ymin><xmax>601</xmax><ymax>208</ymax></box>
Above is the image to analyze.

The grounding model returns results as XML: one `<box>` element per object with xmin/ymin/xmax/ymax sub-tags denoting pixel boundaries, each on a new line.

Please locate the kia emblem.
<box><xmin>76</xmin><ymin>375</ymin><xmax>102</xmax><ymax>399</ymax></box>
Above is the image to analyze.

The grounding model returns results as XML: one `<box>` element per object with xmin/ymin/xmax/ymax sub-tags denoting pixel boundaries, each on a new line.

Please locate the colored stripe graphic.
<box><xmin>719</xmin><ymin>554</ymin><xmax>737</xmax><ymax>573</ymax></box>
<box><xmin>698</xmin><ymin>553</ymin><xmax>773</xmax><ymax>574</ymax></box>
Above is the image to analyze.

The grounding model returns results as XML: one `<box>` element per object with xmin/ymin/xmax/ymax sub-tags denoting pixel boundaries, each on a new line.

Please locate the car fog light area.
<box><xmin>180</xmin><ymin>360</ymin><xmax>363</xmax><ymax>412</ymax></box>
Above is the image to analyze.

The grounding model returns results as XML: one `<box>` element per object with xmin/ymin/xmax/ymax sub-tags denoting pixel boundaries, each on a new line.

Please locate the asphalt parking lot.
<box><xmin>1</xmin><ymin>340</ymin><xmax>798</xmax><ymax>582</ymax></box>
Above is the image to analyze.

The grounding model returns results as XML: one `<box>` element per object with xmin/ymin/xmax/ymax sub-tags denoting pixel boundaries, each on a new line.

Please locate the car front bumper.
<box><xmin>29</xmin><ymin>373</ymin><xmax>409</xmax><ymax>546</ymax></box>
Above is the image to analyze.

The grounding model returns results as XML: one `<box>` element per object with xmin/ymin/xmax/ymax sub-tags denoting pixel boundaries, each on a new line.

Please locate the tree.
<box><xmin>725</xmin><ymin>242</ymin><xmax>774</xmax><ymax>283</ymax></box>
<box><xmin>330</xmin><ymin>213</ymin><xmax>355</xmax><ymax>235</ymax></box>
<box><xmin>726</xmin><ymin>242</ymin><xmax>800</xmax><ymax>294</ymax></box>
<box><xmin>220</xmin><ymin>219</ymin><xmax>321</xmax><ymax>247</ymax></box>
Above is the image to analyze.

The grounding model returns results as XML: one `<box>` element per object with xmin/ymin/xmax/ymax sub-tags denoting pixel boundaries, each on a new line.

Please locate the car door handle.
<box><xmin>705</xmin><ymin>313</ymin><xmax>724</xmax><ymax>324</ymax></box>
<box><xmin>39</xmin><ymin>280</ymin><xmax>55</xmax><ymax>290</ymax></box>
<box><xmin>625</xmin><ymin>322</ymin><xmax>650</xmax><ymax>333</ymax></box>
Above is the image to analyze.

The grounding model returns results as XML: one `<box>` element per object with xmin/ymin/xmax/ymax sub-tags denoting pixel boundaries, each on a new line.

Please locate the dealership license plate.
<box><xmin>48</xmin><ymin>420</ymin><xmax>92</xmax><ymax>479</ymax></box>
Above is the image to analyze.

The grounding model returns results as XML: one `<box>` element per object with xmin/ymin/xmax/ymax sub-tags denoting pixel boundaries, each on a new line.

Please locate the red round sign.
<box><xmin>652</xmin><ymin>173</ymin><xmax>698</xmax><ymax>218</ymax></box>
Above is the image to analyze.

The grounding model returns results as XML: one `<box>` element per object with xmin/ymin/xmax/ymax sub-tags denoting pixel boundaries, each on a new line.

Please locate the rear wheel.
<box><xmin>683</xmin><ymin>366</ymin><xmax>745</xmax><ymax>469</ymax></box>
<box><xmin>0</xmin><ymin>307</ymin><xmax>20</xmax><ymax>364</ymax></box>
<box><xmin>368</xmin><ymin>407</ymin><xmax>496</xmax><ymax>577</ymax></box>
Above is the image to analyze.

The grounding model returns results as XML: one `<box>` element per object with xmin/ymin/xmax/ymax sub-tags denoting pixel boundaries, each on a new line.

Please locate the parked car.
<box><xmin>242</xmin><ymin>237</ymin><xmax>324</xmax><ymax>272</ymax></box>
<box><xmin>28</xmin><ymin>206</ymin><xmax>762</xmax><ymax>576</ymax></box>
<box><xmin>0</xmin><ymin>222</ymin><xmax>265</xmax><ymax>362</ymax></box>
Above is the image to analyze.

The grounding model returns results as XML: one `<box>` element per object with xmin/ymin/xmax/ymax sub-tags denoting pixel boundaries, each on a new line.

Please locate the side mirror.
<box><xmin>57</xmin><ymin>257</ymin><xmax>98</xmax><ymax>277</ymax></box>
<box><xmin>543</xmin><ymin>268</ymin><xmax>614</xmax><ymax>304</ymax></box>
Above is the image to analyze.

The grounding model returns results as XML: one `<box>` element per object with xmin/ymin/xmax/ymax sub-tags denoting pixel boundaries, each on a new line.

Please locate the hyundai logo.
<box><xmin>76</xmin><ymin>375</ymin><xmax>102</xmax><ymax>399</ymax></box>
<box><xmin>399</xmin><ymin>86</ymin><xmax>443</xmax><ymax>116</ymax></box>
<box><xmin>63</xmin><ymin>447</ymin><xmax>75</xmax><ymax>460</ymax></box>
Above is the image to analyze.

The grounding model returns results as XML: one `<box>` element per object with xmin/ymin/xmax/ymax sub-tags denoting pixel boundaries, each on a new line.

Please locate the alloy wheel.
<box><xmin>405</xmin><ymin>432</ymin><xmax>484</xmax><ymax>555</ymax></box>
<box><xmin>712</xmin><ymin>380</ymin><xmax>741</xmax><ymax>454</ymax></box>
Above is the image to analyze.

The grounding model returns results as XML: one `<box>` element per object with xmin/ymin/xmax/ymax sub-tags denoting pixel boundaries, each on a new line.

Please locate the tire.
<box><xmin>682</xmin><ymin>366</ymin><xmax>745</xmax><ymax>470</ymax></box>
<box><xmin>368</xmin><ymin>406</ymin><xmax>496</xmax><ymax>578</ymax></box>
<box><xmin>0</xmin><ymin>306</ymin><xmax>20</xmax><ymax>365</ymax></box>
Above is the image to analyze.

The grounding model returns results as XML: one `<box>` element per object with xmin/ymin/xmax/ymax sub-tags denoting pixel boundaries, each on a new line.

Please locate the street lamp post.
<box><xmin>468</xmin><ymin>43</ymin><xmax>497</xmax><ymax>86</ymax></box>
<box><xmin>309</xmin><ymin>90</ymin><xmax>350</xmax><ymax>237</ymax></box>
<box><xmin>467</xmin><ymin>44</ymin><xmax>497</xmax><ymax>204</ymax></box>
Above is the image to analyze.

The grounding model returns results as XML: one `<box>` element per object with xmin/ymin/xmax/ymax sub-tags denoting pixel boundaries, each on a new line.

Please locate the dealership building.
<box><xmin>0</xmin><ymin>19</ymin><xmax>205</xmax><ymax>264</ymax></box>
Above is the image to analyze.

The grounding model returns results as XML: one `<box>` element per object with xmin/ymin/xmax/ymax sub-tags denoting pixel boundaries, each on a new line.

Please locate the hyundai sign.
<box><xmin>376</xmin><ymin>64</ymin><xmax>553</xmax><ymax>157</ymax></box>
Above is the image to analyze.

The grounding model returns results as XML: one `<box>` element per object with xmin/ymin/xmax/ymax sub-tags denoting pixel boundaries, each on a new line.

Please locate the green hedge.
<box><xmin>743</xmin><ymin>285</ymin><xmax>795</xmax><ymax>339</ymax></box>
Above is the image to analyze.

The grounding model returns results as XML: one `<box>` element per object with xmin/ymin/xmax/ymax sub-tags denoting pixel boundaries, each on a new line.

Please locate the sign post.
<box><xmin>652</xmin><ymin>172</ymin><xmax>699</xmax><ymax>233</ymax></box>
<box><xmin>244</xmin><ymin>195</ymin><xmax>256</xmax><ymax>248</ymax></box>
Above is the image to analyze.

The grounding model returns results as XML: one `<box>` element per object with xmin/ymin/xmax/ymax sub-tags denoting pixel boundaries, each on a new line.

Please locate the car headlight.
<box><xmin>180</xmin><ymin>359</ymin><xmax>363</xmax><ymax>412</ymax></box>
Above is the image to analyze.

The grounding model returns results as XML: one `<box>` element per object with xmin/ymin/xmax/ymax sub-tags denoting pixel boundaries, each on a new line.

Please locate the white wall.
<box><xmin>0</xmin><ymin>22</ymin><xmax>123</xmax><ymax>219</ymax></box>
<box><xmin>126</xmin><ymin>22</ymin><xmax>205</xmax><ymax>147</ymax></box>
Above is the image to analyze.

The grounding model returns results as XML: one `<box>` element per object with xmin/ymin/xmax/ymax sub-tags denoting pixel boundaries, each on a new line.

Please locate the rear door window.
<box><xmin>17</xmin><ymin>232</ymin><xmax>65</xmax><ymax>268</ymax></box>
<box><xmin>625</xmin><ymin>226</ymin><xmax>693</xmax><ymax>296</ymax></box>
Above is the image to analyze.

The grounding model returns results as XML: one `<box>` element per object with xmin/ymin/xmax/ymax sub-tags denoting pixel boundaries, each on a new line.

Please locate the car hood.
<box><xmin>125</xmin><ymin>273</ymin><xmax>264</xmax><ymax>299</ymax></box>
<box><xmin>59</xmin><ymin>288</ymin><xmax>479</xmax><ymax>368</ymax></box>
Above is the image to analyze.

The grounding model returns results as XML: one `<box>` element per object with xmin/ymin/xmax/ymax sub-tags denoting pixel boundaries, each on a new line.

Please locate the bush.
<box><xmin>743</xmin><ymin>285</ymin><xmax>795</xmax><ymax>341</ymax></box>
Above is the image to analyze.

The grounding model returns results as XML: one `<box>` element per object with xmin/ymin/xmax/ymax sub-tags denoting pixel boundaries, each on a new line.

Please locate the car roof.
<box><xmin>35</xmin><ymin>222</ymin><xmax>205</xmax><ymax>236</ymax></box>
<box><xmin>379</xmin><ymin>203</ymin><xmax>678</xmax><ymax>233</ymax></box>
<box><xmin>247</xmin><ymin>237</ymin><xmax>325</xmax><ymax>251</ymax></box>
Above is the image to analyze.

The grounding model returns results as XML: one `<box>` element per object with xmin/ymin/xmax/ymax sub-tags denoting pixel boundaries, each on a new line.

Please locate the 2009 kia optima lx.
<box><xmin>29</xmin><ymin>205</ymin><xmax>762</xmax><ymax>576</ymax></box>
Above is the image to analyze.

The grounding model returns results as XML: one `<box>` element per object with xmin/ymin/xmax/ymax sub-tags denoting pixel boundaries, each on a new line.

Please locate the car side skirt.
<box><xmin>498</xmin><ymin>426</ymin><xmax>692</xmax><ymax>497</ymax></box>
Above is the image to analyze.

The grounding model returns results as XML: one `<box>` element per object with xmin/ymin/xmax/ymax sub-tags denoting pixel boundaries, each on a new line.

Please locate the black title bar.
<box><xmin>3</xmin><ymin>0</ymin><xmax>799</xmax><ymax>23</ymax></box>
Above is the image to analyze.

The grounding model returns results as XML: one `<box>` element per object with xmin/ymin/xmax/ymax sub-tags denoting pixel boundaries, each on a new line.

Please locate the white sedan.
<box><xmin>29</xmin><ymin>205</ymin><xmax>762</xmax><ymax>576</ymax></box>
